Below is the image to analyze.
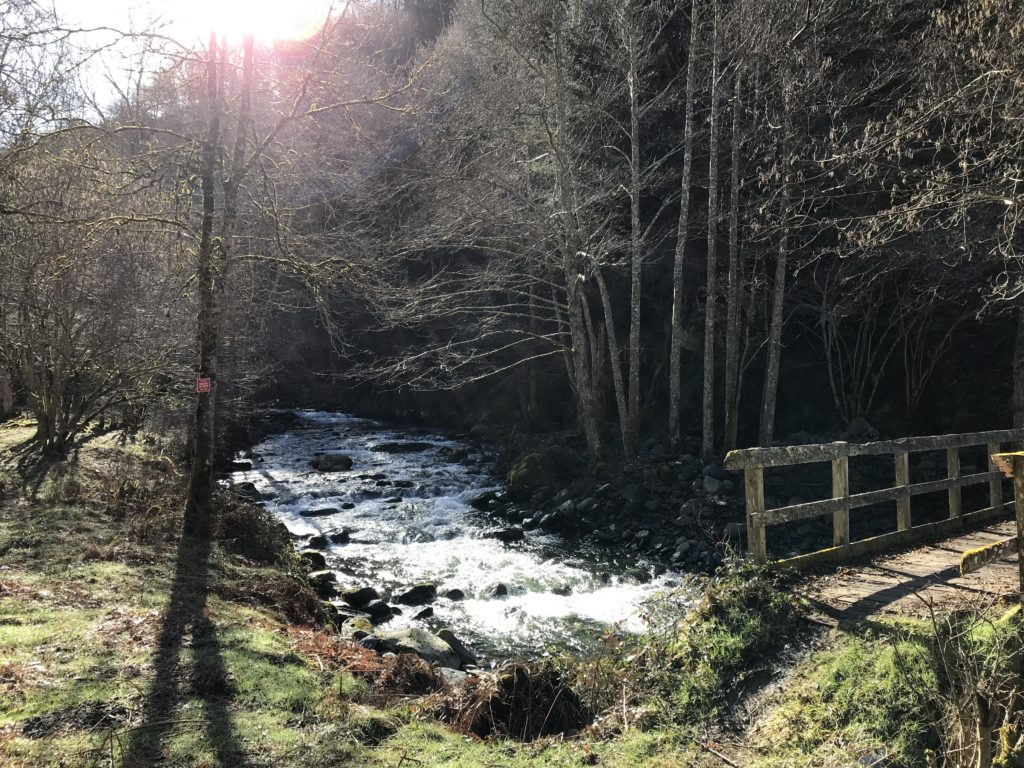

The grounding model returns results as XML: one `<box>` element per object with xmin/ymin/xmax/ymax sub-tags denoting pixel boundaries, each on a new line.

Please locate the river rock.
<box><xmin>507</xmin><ymin>453</ymin><xmax>544</xmax><ymax>501</ymax></box>
<box><xmin>470</xmin><ymin>491</ymin><xmax>498</xmax><ymax>511</ymax></box>
<box><xmin>307</xmin><ymin>534</ymin><xmax>328</xmax><ymax>549</ymax></box>
<box><xmin>340</xmin><ymin>502</ymin><xmax>356</xmax><ymax>510</ymax></box>
<box><xmin>307</xmin><ymin>570</ymin><xmax>337</xmax><ymax>596</ymax></box>
<box><xmin>444</xmin><ymin>589</ymin><xmax>465</xmax><ymax>601</ymax></box>
<box><xmin>393</xmin><ymin>480</ymin><xmax>415</xmax><ymax>489</ymax></box>
<box><xmin>364</xmin><ymin>600</ymin><xmax>395</xmax><ymax>622</ymax></box>
<box><xmin>328</xmin><ymin>530</ymin><xmax>351</xmax><ymax>544</ymax></box>
<box><xmin>484</xmin><ymin>527</ymin><xmax>524</xmax><ymax>543</ymax></box>
<box><xmin>299</xmin><ymin>549</ymin><xmax>327</xmax><ymax>569</ymax></box>
<box><xmin>703</xmin><ymin>476</ymin><xmax>721</xmax><ymax>494</ymax></box>
<box><xmin>395</xmin><ymin>584</ymin><xmax>437</xmax><ymax>606</ymax></box>
<box><xmin>470</xmin><ymin>423</ymin><xmax>496</xmax><ymax>440</ymax></box>
<box><xmin>371</xmin><ymin>441</ymin><xmax>435</xmax><ymax>454</ymax></box>
<box><xmin>300</xmin><ymin>507</ymin><xmax>341</xmax><ymax>518</ymax></box>
<box><xmin>384</xmin><ymin>496</ymin><xmax>403</xmax><ymax>504</ymax></box>
<box><xmin>235</xmin><ymin>482</ymin><xmax>262</xmax><ymax>502</ymax></box>
<box><xmin>342</xmin><ymin>586</ymin><xmax>380</xmax><ymax>609</ymax></box>
<box><xmin>229</xmin><ymin>461</ymin><xmax>253</xmax><ymax>472</ymax></box>
<box><xmin>340</xmin><ymin>616</ymin><xmax>373</xmax><ymax>639</ymax></box>
<box><xmin>414</xmin><ymin>607</ymin><xmax>434</xmax><ymax>620</ymax></box>
<box><xmin>373</xmin><ymin>628</ymin><xmax>460</xmax><ymax>669</ymax></box>
<box><xmin>438</xmin><ymin>667</ymin><xmax>470</xmax><ymax>686</ymax></box>
<box><xmin>703</xmin><ymin>463</ymin><xmax>727</xmax><ymax>480</ymax></box>
<box><xmin>436</xmin><ymin>628</ymin><xmax>477</xmax><ymax>667</ymax></box>
<box><xmin>311</xmin><ymin>453</ymin><xmax>353</xmax><ymax>472</ymax></box>
<box><xmin>491</xmin><ymin>583</ymin><xmax>508</xmax><ymax>598</ymax></box>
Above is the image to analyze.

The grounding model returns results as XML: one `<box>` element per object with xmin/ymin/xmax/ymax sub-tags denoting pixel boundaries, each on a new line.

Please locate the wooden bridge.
<box><xmin>724</xmin><ymin>429</ymin><xmax>1024</xmax><ymax>617</ymax></box>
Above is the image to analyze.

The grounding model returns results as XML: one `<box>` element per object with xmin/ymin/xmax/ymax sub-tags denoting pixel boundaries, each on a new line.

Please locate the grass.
<box><xmin>748</xmin><ymin>618</ymin><xmax>940</xmax><ymax>767</ymax></box>
<box><xmin>631</xmin><ymin>557</ymin><xmax>808</xmax><ymax>724</ymax></box>
<box><xmin>4</xmin><ymin>417</ymin><xmax>1019</xmax><ymax>767</ymax></box>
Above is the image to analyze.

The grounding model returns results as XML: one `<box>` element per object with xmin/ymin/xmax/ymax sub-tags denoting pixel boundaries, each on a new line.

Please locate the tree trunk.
<box><xmin>759</xmin><ymin>86</ymin><xmax>790</xmax><ymax>447</ymax></box>
<box><xmin>669</xmin><ymin>0</ymin><xmax>700</xmax><ymax>453</ymax></box>
<box><xmin>701</xmin><ymin>0</ymin><xmax>720</xmax><ymax>459</ymax></box>
<box><xmin>723</xmin><ymin>69</ymin><xmax>744</xmax><ymax>452</ymax></box>
<box><xmin>185</xmin><ymin>33</ymin><xmax>255</xmax><ymax>537</ymax></box>
<box><xmin>552</xmin><ymin>29</ymin><xmax>602</xmax><ymax>459</ymax></box>
<box><xmin>0</xmin><ymin>369</ymin><xmax>13</xmax><ymax>421</ymax></box>
<box><xmin>596</xmin><ymin>267</ymin><xmax>633</xmax><ymax>455</ymax></box>
<box><xmin>185</xmin><ymin>33</ymin><xmax>224</xmax><ymax>538</ymax></box>
<box><xmin>626</xmin><ymin>23</ymin><xmax>642</xmax><ymax>455</ymax></box>
<box><xmin>1013</xmin><ymin>308</ymin><xmax>1024</xmax><ymax>428</ymax></box>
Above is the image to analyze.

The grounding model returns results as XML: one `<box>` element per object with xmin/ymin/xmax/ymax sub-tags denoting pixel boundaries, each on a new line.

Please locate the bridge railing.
<box><xmin>723</xmin><ymin>429</ymin><xmax>1024</xmax><ymax>565</ymax></box>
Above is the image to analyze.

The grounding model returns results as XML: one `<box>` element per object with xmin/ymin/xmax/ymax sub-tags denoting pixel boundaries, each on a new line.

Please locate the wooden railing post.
<box><xmin>947</xmin><ymin>446</ymin><xmax>961</xmax><ymax>519</ymax></box>
<box><xmin>895</xmin><ymin>449</ymin><xmax>911</xmax><ymax>531</ymax></box>
<box><xmin>744</xmin><ymin>467</ymin><xmax>767</xmax><ymax>562</ymax></box>
<box><xmin>832</xmin><ymin>442</ymin><xmax>850</xmax><ymax>548</ymax></box>
<box><xmin>988</xmin><ymin>441</ymin><xmax>1003</xmax><ymax>510</ymax></box>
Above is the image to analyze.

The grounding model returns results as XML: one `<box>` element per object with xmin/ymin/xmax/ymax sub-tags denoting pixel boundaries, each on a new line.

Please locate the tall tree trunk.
<box><xmin>552</xmin><ymin>29</ymin><xmax>602</xmax><ymax>458</ymax></box>
<box><xmin>596</xmin><ymin>267</ymin><xmax>633</xmax><ymax>455</ymax></box>
<box><xmin>669</xmin><ymin>0</ymin><xmax>700</xmax><ymax>453</ymax></box>
<box><xmin>723</xmin><ymin>69</ymin><xmax>744</xmax><ymax>452</ymax></box>
<box><xmin>0</xmin><ymin>369</ymin><xmax>11</xmax><ymax>420</ymax></box>
<box><xmin>184</xmin><ymin>32</ymin><xmax>223</xmax><ymax>539</ymax></box>
<box><xmin>701</xmin><ymin>0</ymin><xmax>720</xmax><ymax>459</ymax></box>
<box><xmin>184</xmin><ymin>33</ymin><xmax>255</xmax><ymax>537</ymax></box>
<box><xmin>1013</xmin><ymin>308</ymin><xmax>1024</xmax><ymax>428</ymax></box>
<box><xmin>626</xmin><ymin>23</ymin><xmax>642</xmax><ymax>455</ymax></box>
<box><xmin>759</xmin><ymin>86</ymin><xmax>790</xmax><ymax>446</ymax></box>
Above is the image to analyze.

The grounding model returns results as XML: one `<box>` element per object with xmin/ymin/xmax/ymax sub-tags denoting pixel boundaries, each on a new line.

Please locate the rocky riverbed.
<box><xmin>229</xmin><ymin>410</ymin><xmax>704</xmax><ymax>666</ymax></box>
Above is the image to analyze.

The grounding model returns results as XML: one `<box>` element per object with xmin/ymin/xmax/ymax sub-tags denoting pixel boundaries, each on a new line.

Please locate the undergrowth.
<box><xmin>630</xmin><ymin>556</ymin><xmax>808</xmax><ymax>724</ymax></box>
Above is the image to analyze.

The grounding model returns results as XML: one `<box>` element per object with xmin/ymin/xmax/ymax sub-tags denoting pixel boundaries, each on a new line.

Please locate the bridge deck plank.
<box><xmin>802</xmin><ymin>520</ymin><xmax>1018</xmax><ymax>624</ymax></box>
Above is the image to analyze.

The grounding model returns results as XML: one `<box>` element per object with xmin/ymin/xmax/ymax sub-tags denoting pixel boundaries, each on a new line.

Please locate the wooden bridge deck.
<box><xmin>801</xmin><ymin>520</ymin><xmax>1020</xmax><ymax>624</ymax></box>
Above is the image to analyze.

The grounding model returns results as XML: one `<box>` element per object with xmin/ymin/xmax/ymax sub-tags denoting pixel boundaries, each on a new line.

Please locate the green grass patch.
<box><xmin>751</xmin><ymin>618</ymin><xmax>941</xmax><ymax>767</ymax></box>
<box><xmin>634</xmin><ymin>558</ymin><xmax>807</xmax><ymax>724</ymax></box>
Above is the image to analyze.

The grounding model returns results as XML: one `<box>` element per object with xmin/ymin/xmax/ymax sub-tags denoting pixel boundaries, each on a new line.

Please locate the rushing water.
<box><xmin>230</xmin><ymin>410</ymin><xmax>687</xmax><ymax>660</ymax></box>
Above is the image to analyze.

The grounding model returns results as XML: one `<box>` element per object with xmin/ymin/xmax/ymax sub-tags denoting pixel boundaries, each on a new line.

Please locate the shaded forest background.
<box><xmin>0</xmin><ymin>0</ymin><xmax>1022</xmax><ymax>462</ymax></box>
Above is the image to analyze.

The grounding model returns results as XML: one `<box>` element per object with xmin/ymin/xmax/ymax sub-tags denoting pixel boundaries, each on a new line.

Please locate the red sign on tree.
<box><xmin>196</xmin><ymin>377</ymin><xmax>212</xmax><ymax>394</ymax></box>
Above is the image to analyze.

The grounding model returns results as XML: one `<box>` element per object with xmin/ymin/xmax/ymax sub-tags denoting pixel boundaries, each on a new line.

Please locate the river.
<box><xmin>229</xmin><ymin>410</ymin><xmax>687</xmax><ymax>661</ymax></box>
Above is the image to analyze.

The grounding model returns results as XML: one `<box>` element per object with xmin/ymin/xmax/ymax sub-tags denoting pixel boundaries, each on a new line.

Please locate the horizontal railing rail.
<box><xmin>724</xmin><ymin>429</ymin><xmax>1024</xmax><ymax>565</ymax></box>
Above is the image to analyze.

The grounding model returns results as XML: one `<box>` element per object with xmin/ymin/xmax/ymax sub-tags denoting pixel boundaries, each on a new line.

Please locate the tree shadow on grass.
<box><xmin>122</xmin><ymin>525</ymin><xmax>250</xmax><ymax>767</ymax></box>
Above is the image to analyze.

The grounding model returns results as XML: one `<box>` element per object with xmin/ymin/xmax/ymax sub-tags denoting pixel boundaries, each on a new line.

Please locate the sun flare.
<box><xmin>163</xmin><ymin>0</ymin><xmax>333</xmax><ymax>43</ymax></box>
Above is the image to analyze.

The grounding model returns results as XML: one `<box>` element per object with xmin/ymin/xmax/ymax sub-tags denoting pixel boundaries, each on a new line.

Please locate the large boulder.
<box><xmin>507</xmin><ymin>454</ymin><xmax>544</xmax><ymax>502</ymax></box>
<box><xmin>373</xmin><ymin>628</ymin><xmax>460</xmax><ymax>669</ymax></box>
<box><xmin>395</xmin><ymin>584</ymin><xmax>437</xmax><ymax>606</ymax></box>
<box><xmin>307</xmin><ymin>570</ymin><xmax>337</xmax><ymax>597</ymax></box>
<box><xmin>436</xmin><ymin>628</ymin><xmax>477</xmax><ymax>667</ymax></box>
<box><xmin>341</xmin><ymin>586</ymin><xmax>380</xmax><ymax>609</ymax></box>
<box><xmin>507</xmin><ymin>446</ymin><xmax>585</xmax><ymax>502</ymax></box>
<box><xmin>299</xmin><ymin>549</ymin><xmax>327</xmax><ymax>570</ymax></box>
<box><xmin>311</xmin><ymin>454</ymin><xmax>354</xmax><ymax>472</ymax></box>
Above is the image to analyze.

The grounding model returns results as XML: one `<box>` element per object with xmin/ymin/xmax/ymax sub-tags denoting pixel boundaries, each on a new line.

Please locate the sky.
<box><xmin>52</xmin><ymin>0</ymin><xmax>335</xmax><ymax>45</ymax></box>
<box><xmin>50</xmin><ymin>0</ymin><xmax>337</xmax><ymax>112</ymax></box>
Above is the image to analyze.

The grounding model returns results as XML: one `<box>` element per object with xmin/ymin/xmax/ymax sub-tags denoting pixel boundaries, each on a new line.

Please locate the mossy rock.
<box><xmin>507</xmin><ymin>453</ymin><xmax>545</xmax><ymax>501</ymax></box>
<box><xmin>507</xmin><ymin>447</ymin><xmax>585</xmax><ymax>502</ymax></box>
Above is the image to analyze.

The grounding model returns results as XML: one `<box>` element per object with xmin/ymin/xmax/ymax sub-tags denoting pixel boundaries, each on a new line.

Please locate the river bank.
<box><xmin>2</xmin><ymin>416</ymin><xmax>1018</xmax><ymax>767</ymax></box>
